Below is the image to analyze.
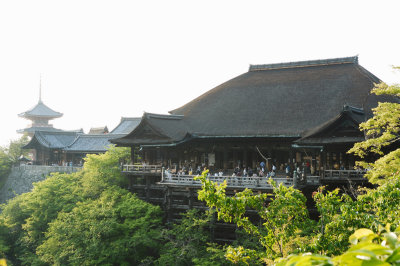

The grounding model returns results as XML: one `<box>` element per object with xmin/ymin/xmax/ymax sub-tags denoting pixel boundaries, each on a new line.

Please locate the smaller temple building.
<box><xmin>23</xmin><ymin>117</ymin><xmax>141</xmax><ymax>166</ymax></box>
<box><xmin>17</xmin><ymin>83</ymin><xmax>142</xmax><ymax>166</ymax></box>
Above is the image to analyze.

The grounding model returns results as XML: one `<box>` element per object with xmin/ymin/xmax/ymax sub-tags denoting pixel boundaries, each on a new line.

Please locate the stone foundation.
<box><xmin>0</xmin><ymin>165</ymin><xmax>81</xmax><ymax>204</ymax></box>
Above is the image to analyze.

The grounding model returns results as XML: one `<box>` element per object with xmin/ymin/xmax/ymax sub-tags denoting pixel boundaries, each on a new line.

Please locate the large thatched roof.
<box><xmin>113</xmin><ymin>56</ymin><xmax>397</xmax><ymax>146</ymax></box>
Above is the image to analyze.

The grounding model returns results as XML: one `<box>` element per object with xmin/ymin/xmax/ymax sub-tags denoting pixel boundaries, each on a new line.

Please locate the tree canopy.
<box><xmin>0</xmin><ymin>146</ymin><xmax>163</xmax><ymax>265</ymax></box>
<box><xmin>37</xmin><ymin>187</ymin><xmax>162</xmax><ymax>265</ymax></box>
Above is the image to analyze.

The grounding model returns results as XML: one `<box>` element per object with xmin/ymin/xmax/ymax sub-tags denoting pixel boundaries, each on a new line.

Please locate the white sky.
<box><xmin>1</xmin><ymin>0</ymin><xmax>399</xmax><ymax>146</ymax></box>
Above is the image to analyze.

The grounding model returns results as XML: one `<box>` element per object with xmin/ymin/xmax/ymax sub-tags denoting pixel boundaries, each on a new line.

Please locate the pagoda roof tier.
<box><xmin>18</xmin><ymin>100</ymin><xmax>63</xmax><ymax>119</ymax></box>
<box><xmin>17</xmin><ymin>127</ymin><xmax>83</xmax><ymax>134</ymax></box>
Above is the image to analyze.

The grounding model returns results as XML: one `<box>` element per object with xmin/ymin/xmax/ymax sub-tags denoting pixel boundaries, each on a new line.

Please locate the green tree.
<box><xmin>37</xmin><ymin>187</ymin><xmax>162</xmax><ymax>265</ymax></box>
<box><xmin>277</xmin><ymin>225</ymin><xmax>400</xmax><ymax>265</ymax></box>
<box><xmin>80</xmin><ymin>146</ymin><xmax>130</xmax><ymax>197</ymax></box>
<box><xmin>0</xmin><ymin>151</ymin><xmax>11</xmax><ymax>188</ymax></box>
<box><xmin>195</xmin><ymin>171</ymin><xmax>311</xmax><ymax>263</ymax></box>
<box><xmin>156</xmin><ymin>209</ymin><xmax>232</xmax><ymax>266</ymax></box>
<box><xmin>7</xmin><ymin>135</ymin><xmax>30</xmax><ymax>164</ymax></box>
<box><xmin>0</xmin><ymin>219</ymin><xmax>10</xmax><ymax>260</ymax></box>
<box><xmin>0</xmin><ymin>172</ymin><xmax>85</xmax><ymax>264</ymax></box>
<box><xmin>310</xmin><ymin>175</ymin><xmax>400</xmax><ymax>257</ymax></box>
<box><xmin>0</xmin><ymin>146</ymin><xmax>148</xmax><ymax>265</ymax></box>
<box><xmin>348</xmin><ymin>67</ymin><xmax>400</xmax><ymax>185</ymax></box>
<box><xmin>156</xmin><ymin>210</ymin><xmax>212</xmax><ymax>265</ymax></box>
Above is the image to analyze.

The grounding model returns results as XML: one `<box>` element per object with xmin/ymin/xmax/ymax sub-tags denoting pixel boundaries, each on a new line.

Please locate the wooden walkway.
<box><xmin>122</xmin><ymin>164</ymin><xmax>163</xmax><ymax>173</ymax></box>
<box><xmin>162</xmin><ymin>174</ymin><xmax>293</xmax><ymax>189</ymax></box>
<box><xmin>122</xmin><ymin>165</ymin><xmax>366</xmax><ymax>189</ymax></box>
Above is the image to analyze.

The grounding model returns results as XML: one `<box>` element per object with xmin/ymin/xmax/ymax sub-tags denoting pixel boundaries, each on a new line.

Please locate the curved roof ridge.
<box><xmin>249</xmin><ymin>56</ymin><xmax>358</xmax><ymax>72</ymax></box>
<box><xmin>77</xmin><ymin>134</ymin><xmax>113</xmax><ymax>138</ymax></box>
<box><xmin>144</xmin><ymin>112</ymin><xmax>184</xmax><ymax>120</ymax></box>
<box><xmin>120</xmin><ymin>117</ymin><xmax>142</xmax><ymax>121</ymax></box>
<box><xmin>35</xmin><ymin>131</ymin><xmax>51</xmax><ymax>147</ymax></box>
<box><xmin>110</xmin><ymin>117</ymin><xmax>141</xmax><ymax>134</ymax></box>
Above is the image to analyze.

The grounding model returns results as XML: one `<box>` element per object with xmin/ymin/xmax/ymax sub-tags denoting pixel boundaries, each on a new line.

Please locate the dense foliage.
<box><xmin>277</xmin><ymin>226</ymin><xmax>400</xmax><ymax>265</ymax></box>
<box><xmin>196</xmin><ymin>173</ymin><xmax>312</xmax><ymax>263</ymax></box>
<box><xmin>155</xmin><ymin>209</ymin><xmax>229</xmax><ymax>266</ymax></box>
<box><xmin>37</xmin><ymin>187</ymin><xmax>162</xmax><ymax>265</ymax></box>
<box><xmin>0</xmin><ymin>147</ymin><xmax>164</xmax><ymax>265</ymax></box>
<box><xmin>1</xmin><ymin>69</ymin><xmax>399</xmax><ymax>265</ymax></box>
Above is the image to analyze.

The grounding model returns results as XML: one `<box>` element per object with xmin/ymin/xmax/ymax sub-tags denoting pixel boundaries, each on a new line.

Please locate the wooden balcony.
<box><xmin>121</xmin><ymin>165</ymin><xmax>367</xmax><ymax>188</ymax></box>
<box><xmin>322</xmin><ymin>169</ymin><xmax>366</xmax><ymax>181</ymax></box>
<box><xmin>122</xmin><ymin>164</ymin><xmax>163</xmax><ymax>174</ymax></box>
<box><xmin>161</xmin><ymin>174</ymin><xmax>293</xmax><ymax>189</ymax></box>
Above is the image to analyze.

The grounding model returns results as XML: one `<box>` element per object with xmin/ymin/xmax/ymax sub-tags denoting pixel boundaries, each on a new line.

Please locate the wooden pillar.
<box><xmin>131</xmin><ymin>146</ymin><xmax>135</xmax><ymax>164</ymax></box>
<box><xmin>311</xmin><ymin>152</ymin><xmax>316</xmax><ymax>175</ymax></box>
<box><xmin>187</xmin><ymin>188</ymin><xmax>193</xmax><ymax>209</ymax></box>
<box><xmin>165</xmin><ymin>187</ymin><xmax>173</xmax><ymax>222</ymax></box>
<box><xmin>128</xmin><ymin>176</ymin><xmax>133</xmax><ymax>191</ymax></box>
<box><xmin>322</xmin><ymin>150</ymin><xmax>327</xmax><ymax>178</ymax></box>
<box><xmin>233</xmin><ymin>150</ymin><xmax>238</xmax><ymax>168</ymax></box>
<box><xmin>243</xmin><ymin>149</ymin><xmax>248</xmax><ymax>168</ymax></box>
<box><xmin>289</xmin><ymin>149</ymin><xmax>294</xmax><ymax>167</ymax></box>
<box><xmin>210</xmin><ymin>211</ymin><xmax>216</xmax><ymax>242</ymax></box>
<box><xmin>223</xmin><ymin>148</ymin><xmax>229</xmax><ymax>170</ymax></box>
<box><xmin>253</xmin><ymin>149</ymin><xmax>258</xmax><ymax>169</ymax></box>
<box><xmin>145</xmin><ymin>175</ymin><xmax>151</xmax><ymax>201</ymax></box>
<box><xmin>267</xmin><ymin>149</ymin><xmax>272</xmax><ymax>171</ymax></box>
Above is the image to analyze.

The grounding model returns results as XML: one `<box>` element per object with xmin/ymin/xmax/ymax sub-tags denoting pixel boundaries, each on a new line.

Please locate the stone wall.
<box><xmin>0</xmin><ymin>165</ymin><xmax>82</xmax><ymax>204</ymax></box>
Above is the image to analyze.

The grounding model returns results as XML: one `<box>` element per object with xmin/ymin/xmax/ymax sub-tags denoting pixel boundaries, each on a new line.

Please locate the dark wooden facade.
<box><xmin>111</xmin><ymin>56</ymin><xmax>393</xmax><ymax>225</ymax></box>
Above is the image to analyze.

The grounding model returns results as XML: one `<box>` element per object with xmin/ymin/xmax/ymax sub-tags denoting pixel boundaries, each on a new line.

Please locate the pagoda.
<box><xmin>17</xmin><ymin>81</ymin><xmax>63</xmax><ymax>137</ymax></box>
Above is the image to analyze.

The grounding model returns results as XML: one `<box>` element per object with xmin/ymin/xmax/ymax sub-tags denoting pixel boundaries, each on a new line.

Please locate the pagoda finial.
<box><xmin>39</xmin><ymin>74</ymin><xmax>42</xmax><ymax>103</ymax></box>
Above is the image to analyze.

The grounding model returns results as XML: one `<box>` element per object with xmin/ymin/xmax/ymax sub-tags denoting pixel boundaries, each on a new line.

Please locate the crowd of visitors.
<box><xmin>161</xmin><ymin>160</ymin><xmax>318</xmax><ymax>180</ymax></box>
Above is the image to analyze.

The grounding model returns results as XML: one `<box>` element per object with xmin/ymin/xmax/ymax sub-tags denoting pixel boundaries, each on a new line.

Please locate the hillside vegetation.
<box><xmin>1</xmin><ymin>69</ymin><xmax>400</xmax><ymax>265</ymax></box>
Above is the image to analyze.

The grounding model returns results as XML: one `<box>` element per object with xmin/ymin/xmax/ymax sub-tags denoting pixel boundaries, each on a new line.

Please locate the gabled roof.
<box><xmin>24</xmin><ymin>131</ymin><xmax>79</xmax><ymax>149</ymax></box>
<box><xmin>110</xmin><ymin>117</ymin><xmax>142</xmax><ymax>134</ymax></box>
<box><xmin>111</xmin><ymin>113</ymin><xmax>187</xmax><ymax>145</ymax></box>
<box><xmin>64</xmin><ymin>134</ymin><xmax>123</xmax><ymax>153</ymax></box>
<box><xmin>113</xmin><ymin>56</ymin><xmax>399</xmax><ymax>146</ymax></box>
<box><xmin>294</xmin><ymin>105</ymin><xmax>366</xmax><ymax>145</ymax></box>
<box><xmin>18</xmin><ymin>100</ymin><xmax>63</xmax><ymax>119</ymax></box>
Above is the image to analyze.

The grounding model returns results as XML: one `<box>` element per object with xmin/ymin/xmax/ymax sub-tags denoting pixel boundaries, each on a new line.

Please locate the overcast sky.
<box><xmin>1</xmin><ymin>0</ymin><xmax>399</xmax><ymax>146</ymax></box>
